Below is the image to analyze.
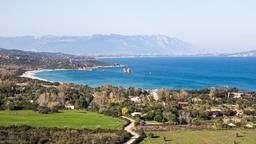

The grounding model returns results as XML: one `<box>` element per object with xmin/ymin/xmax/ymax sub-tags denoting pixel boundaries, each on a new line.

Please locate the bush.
<box><xmin>154</xmin><ymin>114</ymin><xmax>163</xmax><ymax>122</ymax></box>
<box><xmin>50</xmin><ymin>107</ymin><xmax>59</xmax><ymax>113</ymax></box>
<box><xmin>37</xmin><ymin>106</ymin><xmax>51</xmax><ymax>114</ymax></box>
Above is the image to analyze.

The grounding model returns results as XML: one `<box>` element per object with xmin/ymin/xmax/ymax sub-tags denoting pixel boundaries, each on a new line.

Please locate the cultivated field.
<box><xmin>0</xmin><ymin>110</ymin><xmax>126</xmax><ymax>129</ymax></box>
<box><xmin>142</xmin><ymin>129</ymin><xmax>256</xmax><ymax>144</ymax></box>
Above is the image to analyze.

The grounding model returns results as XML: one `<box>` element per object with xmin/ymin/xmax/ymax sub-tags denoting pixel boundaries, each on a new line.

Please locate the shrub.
<box><xmin>154</xmin><ymin>114</ymin><xmax>163</xmax><ymax>122</ymax></box>
<box><xmin>37</xmin><ymin>106</ymin><xmax>51</xmax><ymax>114</ymax></box>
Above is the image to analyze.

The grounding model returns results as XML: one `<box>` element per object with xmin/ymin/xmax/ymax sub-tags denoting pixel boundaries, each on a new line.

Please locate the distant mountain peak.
<box><xmin>0</xmin><ymin>34</ymin><xmax>193</xmax><ymax>56</ymax></box>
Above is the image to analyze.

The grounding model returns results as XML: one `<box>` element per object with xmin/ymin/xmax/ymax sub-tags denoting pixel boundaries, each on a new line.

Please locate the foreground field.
<box><xmin>142</xmin><ymin>129</ymin><xmax>256</xmax><ymax>144</ymax></box>
<box><xmin>0</xmin><ymin>110</ymin><xmax>126</xmax><ymax>129</ymax></box>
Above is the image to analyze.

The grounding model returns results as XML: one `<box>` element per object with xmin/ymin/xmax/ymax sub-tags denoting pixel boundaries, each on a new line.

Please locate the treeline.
<box><xmin>0</xmin><ymin>125</ymin><xmax>131</xmax><ymax>144</ymax></box>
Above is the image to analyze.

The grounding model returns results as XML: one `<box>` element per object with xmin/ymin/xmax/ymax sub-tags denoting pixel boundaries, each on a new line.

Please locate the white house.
<box><xmin>65</xmin><ymin>104</ymin><xmax>75</xmax><ymax>110</ymax></box>
<box><xmin>152</xmin><ymin>89</ymin><xmax>159</xmax><ymax>101</ymax></box>
<box><xmin>131</xmin><ymin>112</ymin><xmax>142</xmax><ymax>117</ymax></box>
<box><xmin>130</xmin><ymin>96</ymin><xmax>141</xmax><ymax>103</ymax></box>
<box><xmin>228</xmin><ymin>92</ymin><xmax>243</xmax><ymax>98</ymax></box>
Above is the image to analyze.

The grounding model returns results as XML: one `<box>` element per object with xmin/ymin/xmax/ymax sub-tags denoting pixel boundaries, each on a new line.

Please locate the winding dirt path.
<box><xmin>122</xmin><ymin>116</ymin><xmax>140</xmax><ymax>144</ymax></box>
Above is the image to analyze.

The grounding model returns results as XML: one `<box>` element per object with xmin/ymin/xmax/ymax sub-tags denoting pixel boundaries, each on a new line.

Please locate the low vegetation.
<box><xmin>0</xmin><ymin>125</ymin><xmax>131</xmax><ymax>144</ymax></box>
<box><xmin>142</xmin><ymin>129</ymin><xmax>256</xmax><ymax>144</ymax></box>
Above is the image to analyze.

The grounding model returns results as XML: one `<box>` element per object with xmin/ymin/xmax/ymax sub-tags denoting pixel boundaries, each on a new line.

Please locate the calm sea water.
<box><xmin>35</xmin><ymin>57</ymin><xmax>256</xmax><ymax>90</ymax></box>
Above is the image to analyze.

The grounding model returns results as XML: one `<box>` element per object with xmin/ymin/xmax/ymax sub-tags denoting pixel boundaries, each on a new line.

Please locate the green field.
<box><xmin>0</xmin><ymin>110</ymin><xmax>126</xmax><ymax>130</ymax></box>
<box><xmin>142</xmin><ymin>129</ymin><xmax>256</xmax><ymax>144</ymax></box>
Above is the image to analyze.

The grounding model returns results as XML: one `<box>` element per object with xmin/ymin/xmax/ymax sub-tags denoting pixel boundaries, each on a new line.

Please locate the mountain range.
<box><xmin>223</xmin><ymin>50</ymin><xmax>256</xmax><ymax>57</ymax></box>
<box><xmin>0</xmin><ymin>34</ymin><xmax>193</xmax><ymax>56</ymax></box>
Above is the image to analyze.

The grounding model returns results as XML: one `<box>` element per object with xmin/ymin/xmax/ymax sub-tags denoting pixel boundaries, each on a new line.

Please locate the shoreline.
<box><xmin>20</xmin><ymin>69</ymin><xmax>53</xmax><ymax>82</ymax></box>
<box><xmin>20</xmin><ymin>64</ymin><xmax>125</xmax><ymax>82</ymax></box>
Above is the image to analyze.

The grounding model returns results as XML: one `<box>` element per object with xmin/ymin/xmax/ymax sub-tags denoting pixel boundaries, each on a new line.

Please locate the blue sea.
<box><xmin>35</xmin><ymin>57</ymin><xmax>256</xmax><ymax>90</ymax></box>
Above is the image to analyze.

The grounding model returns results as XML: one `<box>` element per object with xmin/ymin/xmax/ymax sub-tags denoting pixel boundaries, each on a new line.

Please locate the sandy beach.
<box><xmin>20</xmin><ymin>64</ymin><xmax>125</xmax><ymax>82</ymax></box>
<box><xmin>20</xmin><ymin>69</ymin><xmax>52</xmax><ymax>82</ymax></box>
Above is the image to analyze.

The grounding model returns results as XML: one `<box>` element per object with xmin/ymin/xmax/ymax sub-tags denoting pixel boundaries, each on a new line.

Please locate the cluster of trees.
<box><xmin>0</xmin><ymin>79</ymin><xmax>94</xmax><ymax>111</ymax></box>
<box><xmin>0</xmin><ymin>125</ymin><xmax>131</xmax><ymax>144</ymax></box>
<box><xmin>89</xmin><ymin>85</ymin><xmax>256</xmax><ymax>127</ymax></box>
<box><xmin>89</xmin><ymin>85</ymin><xmax>145</xmax><ymax>117</ymax></box>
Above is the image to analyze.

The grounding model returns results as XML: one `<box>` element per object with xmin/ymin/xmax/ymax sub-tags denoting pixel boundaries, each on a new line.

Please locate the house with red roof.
<box><xmin>178</xmin><ymin>101</ymin><xmax>189</xmax><ymax>110</ymax></box>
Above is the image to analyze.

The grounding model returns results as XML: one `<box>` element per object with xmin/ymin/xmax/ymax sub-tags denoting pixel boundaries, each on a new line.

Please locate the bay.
<box><xmin>35</xmin><ymin>57</ymin><xmax>256</xmax><ymax>90</ymax></box>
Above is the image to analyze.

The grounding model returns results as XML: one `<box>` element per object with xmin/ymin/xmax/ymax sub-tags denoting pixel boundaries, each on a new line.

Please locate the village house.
<box><xmin>131</xmin><ymin>112</ymin><xmax>142</xmax><ymax>117</ymax></box>
<box><xmin>65</xmin><ymin>104</ymin><xmax>75</xmax><ymax>110</ymax></box>
<box><xmin>227</xmin><ymin>123</ymin><xmax>236</xmax><ymax>128</ymax></box>
<box><xmin>178</xmin><ymin>102</ymin><xmax>189</xmax><ymax>110</ymax></box>
<box><xmin>228</xmin><ymin>92</ymin><xmax>243</xmax><ymax>98</ymax></box>
<box><xmin>151</xmin><ymin>89</ymin><xmax>159</xmax><ymax>101</ymax></box>
<box><xmin>130</xmin><ymin>96</ymin><xmax>141</xmax><ymax>103</ymax></box>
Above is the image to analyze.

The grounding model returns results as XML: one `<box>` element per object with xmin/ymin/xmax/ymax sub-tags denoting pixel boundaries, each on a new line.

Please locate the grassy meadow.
<box><xmin>142</xmin><ymin>129</ymin><xmax>256</xmax><ymax>144</ymax></box>
<box><xmin>0</xmin><ymin>110</ymin><xmax>126</xmax><ymax>130</ymax></box>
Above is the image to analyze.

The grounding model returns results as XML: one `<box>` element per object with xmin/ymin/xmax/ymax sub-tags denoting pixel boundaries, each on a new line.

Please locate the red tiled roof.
<box><xmin>178</xmin><ymin>102</ymin><xmax>188</xmax><ymax>105</ymax></box>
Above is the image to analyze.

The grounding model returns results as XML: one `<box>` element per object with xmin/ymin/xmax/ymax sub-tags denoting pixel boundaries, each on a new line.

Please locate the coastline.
<box><xmin>20</xmin><ymin>64</ymin><xmax>125</xmax><ymax>82</ymax></box>
<box><xmin>20</xmin><ymin>69</ymin><xmax>54</xmax><ymax>82</ymax></box>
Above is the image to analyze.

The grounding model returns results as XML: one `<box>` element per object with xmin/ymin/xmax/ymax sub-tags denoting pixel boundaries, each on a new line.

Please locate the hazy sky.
<box><xmin>0</xmin><ymin>0</ymin><xmax>255</xmax><ymax>52</ymax></box>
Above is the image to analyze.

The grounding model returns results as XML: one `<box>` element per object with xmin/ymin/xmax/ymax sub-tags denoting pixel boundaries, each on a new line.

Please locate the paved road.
<box><xmin>121</xmin><ymin>116</ymin><xmax>140</xmax><ymax>144</ymax></box>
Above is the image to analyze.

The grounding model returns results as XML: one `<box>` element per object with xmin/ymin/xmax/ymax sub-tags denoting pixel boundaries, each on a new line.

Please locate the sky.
<box><xmin>0</xmin><ymin>0</ymin><xmax>255</xmax><ymax>52</ymax></box>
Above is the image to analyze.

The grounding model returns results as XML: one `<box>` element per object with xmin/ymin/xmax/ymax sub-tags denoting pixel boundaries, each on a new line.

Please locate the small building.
<box><xmin>228</xmin><ymin>92</ymin><xmax>243</xmax><ymax>98</ymax></box>
<box><xmin>130</xmin><ymin>96</ymin><xmax>141</xmax><ymax>103</ymax></box>
<box><xmin>65</xmin><ymin>104</ymin><xmax>75</xmax><ymax>110</ymax></box>
<box><xmin>178</xmin><ymin>102</ymin><xmax>189</xmax><ymax>110</ymax></box>
<box><xmin>131</xmin><ymin>112</ymin><xmax>142</xmax><ymax>117</ymax></box>
<box><xmin>228</xmin><ymin>123</ymin><xmax>236</xmax><ymax>127</ymax></box>
<box><xmin>152</xmin><ymin>89</ymin><xmax>159</xmax><ymax>101</ymax></box>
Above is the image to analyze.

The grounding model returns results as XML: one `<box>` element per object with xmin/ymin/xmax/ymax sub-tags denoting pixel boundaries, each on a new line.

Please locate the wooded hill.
<box><xmin>0</xmin><ymin>48</ymin><xmax>110</xmax><ymax>80</ymax></box>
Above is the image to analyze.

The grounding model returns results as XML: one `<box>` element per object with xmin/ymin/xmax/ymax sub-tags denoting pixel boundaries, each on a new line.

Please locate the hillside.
<box><xmin>0</xmin><ymin>48</ymin><xmax>108</xmax><ymax>68</ymax></box>
<box><xmin>0</xmin><ymin>48</ymin><xmax>109</xmax><ymax>80</ymax></box>
<box><xmin>225</xmin><ymin>50</ymin><xmax>256</xmax><ymax>57</ymax></box>
<box><xmin>0</xmin><ymin>34</ymin><xmax>192</xmax><ymax>56</ymax></box>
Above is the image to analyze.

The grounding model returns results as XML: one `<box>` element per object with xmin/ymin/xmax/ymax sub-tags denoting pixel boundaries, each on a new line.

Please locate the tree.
<box><xmin>154</xmin><ymin>114</ymin><xmax>163</xmax><ymax>122</ymax></box>
<box><xmin>167</xmin><ymin>113</ymin><xmax>178</xmax><ymax>124</ymax></box>
<box><xmin>121</xmin><ymin>107</ymin><xmax>129</xmax><ymax>115</ymax></box>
